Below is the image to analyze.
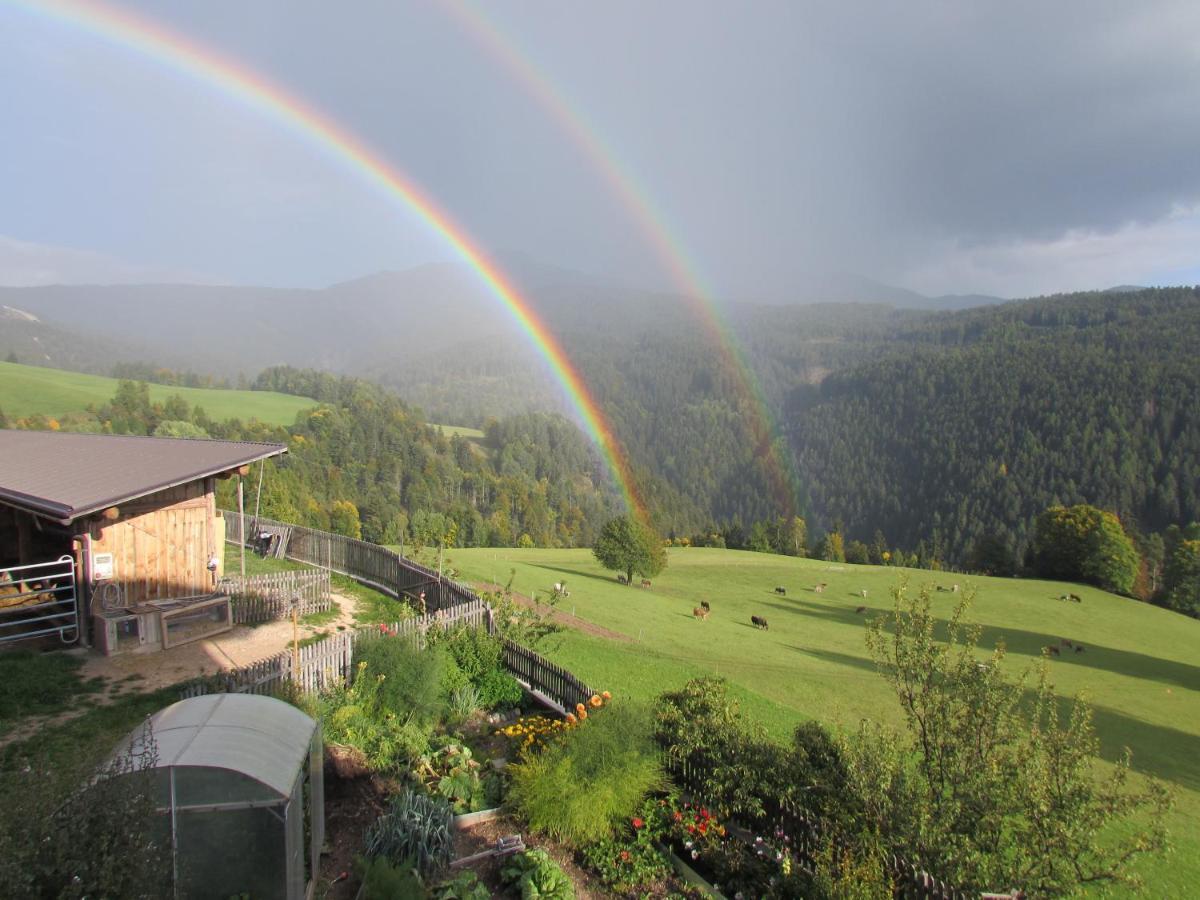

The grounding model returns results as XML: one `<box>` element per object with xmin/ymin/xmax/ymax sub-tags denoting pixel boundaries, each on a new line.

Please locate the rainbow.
<box><xmin>442</xmin><ymin>0</ymin><xmax>804</xmax><ymax>516</ymax></box>
<box><xmin>11</xmin><ymin>0</ymin><xmax>646</xmax><ymax>519</ymax></box>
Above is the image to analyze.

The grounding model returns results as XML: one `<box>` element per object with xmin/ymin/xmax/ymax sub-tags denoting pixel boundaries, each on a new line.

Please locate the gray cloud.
<box><xmin>2</xmin><ymin>1</ymin><xmax>1199</xmax><ymax>297</ymax></box>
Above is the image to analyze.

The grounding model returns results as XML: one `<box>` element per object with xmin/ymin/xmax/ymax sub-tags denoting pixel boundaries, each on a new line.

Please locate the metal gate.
<box><xmin>0</xmin><ymin>555</ymin><xmax>79</xmax><ymax>644</ymax></box>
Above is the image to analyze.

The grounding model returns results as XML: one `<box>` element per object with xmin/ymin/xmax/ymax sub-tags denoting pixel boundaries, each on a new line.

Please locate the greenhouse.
<box><xmin>112</xmin><ymin>692</ymin><xmax>324</xmax><ymax>900</ymax></box>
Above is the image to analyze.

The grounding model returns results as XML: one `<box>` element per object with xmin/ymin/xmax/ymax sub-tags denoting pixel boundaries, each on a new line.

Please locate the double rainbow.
<box><xmin>442</xmin><ymin>0</ymin><xmax>803</xmax><ymax>516</ymax></box>
<box><xmin>12</xmin><ymin>0</ymin><xmax>646</xmax><ymax>519</ymax></box>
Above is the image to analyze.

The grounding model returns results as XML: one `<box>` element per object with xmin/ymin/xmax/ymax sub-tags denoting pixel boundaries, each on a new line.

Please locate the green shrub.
<box><xmin>364</xmin><ymin>789</ymin><xmax>455</xmax><ymax>878</ymax></box>
<box><xmin>448</xmin><ymin>684</ymin><xmax>482</xmax><ymax>725</ymax></box>
<box><xmin>500</xmin><ymin>849</ymin><xmax>575</xmax><ymax>899</ymax></box>
<box><xmin>356</xmin><ymin>854</ymin><xmax>426</xmax><ymax>900</ymax></box>
<box><xmin>313</xmin><ymin>660</ymin><xmax>433</xmax><ymax>771</ymax></box>
<box><xmin>433</xmin><ymin>870</ymin><xmax>490</xmax><ymax>900</ymax></box>
<box><xmin>477</xmin><ymin>668</ymin><xmax>524</xmax><ymax>709</ymax></box>
<box><xmin>509</xmin><ymin>702</ymin><xmax>665</xmax><ymax>846</ymax></box>
<box><xmin>355</xmin><ymin>633</ymin><xmax>445</xmax><ymax>725</ymax></box>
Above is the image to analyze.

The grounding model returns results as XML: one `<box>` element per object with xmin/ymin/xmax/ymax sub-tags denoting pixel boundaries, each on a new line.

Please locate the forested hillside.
<box><xmin>786</xmin><ymin>288</ymin><xmax>1200</xmax><ymax>565</ymax></box>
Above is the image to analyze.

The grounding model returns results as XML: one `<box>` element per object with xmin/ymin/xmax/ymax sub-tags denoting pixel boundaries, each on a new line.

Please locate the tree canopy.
<box><xmin>592</xmin><ymin>516</ymin><xmax>667</xmax><ymax>585</ymax></box>
<box><xmin>1028</xmin><ymin>504</ymin><xmax>1140</xmax><ymax>595</ymax></box>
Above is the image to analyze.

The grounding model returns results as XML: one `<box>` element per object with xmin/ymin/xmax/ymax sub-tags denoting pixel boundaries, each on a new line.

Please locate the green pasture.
<box><xmin>0</xmin><ymin>360</ymin><xmax>316</xmax><ymax>426</ymax></box>
<box><xmin>431</xmin><ymin>423</ymin><xmax>485</xmax><ymax>439</ymax></box>
<box><xmin>451</xmin><ymin>546</ymin><xmax>1200</xmax><ymax>897</ymax></box>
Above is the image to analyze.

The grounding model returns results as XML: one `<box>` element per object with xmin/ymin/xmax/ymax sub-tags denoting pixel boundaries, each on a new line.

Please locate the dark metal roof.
<box><xmin>0</xmin><ymin>430</ymin><xmax>287</xmax><ymax>523</ymax></box>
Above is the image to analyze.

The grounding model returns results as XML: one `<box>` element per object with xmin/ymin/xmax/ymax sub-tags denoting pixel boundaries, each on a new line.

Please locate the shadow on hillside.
<box><xmin>749</xmin><ymin>596</ymin><xmax>1200</xmax><ymax>692</ymax></box>
<box><xmin>793</xmin><ymin>645</ymin><xmax>1200</xmax><ymax>790</ymax></box>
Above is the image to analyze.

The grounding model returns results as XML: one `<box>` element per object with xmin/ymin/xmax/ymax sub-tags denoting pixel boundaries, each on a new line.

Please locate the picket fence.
<box><xmin>180</xmin><ymin>598</ymin><xmax>493</xmax><ymax>699</ymax></box>
<box><xmin>503</xmin><ymin>639</ymin><xmax>596</xmax><ymax>714</ymax></box>
<box><xmin>221</xmin><ymin>511</ymin><xmax>479</xmax><ymax>613</ymax></box>
<box><xmin>219</xmin><ymin>570</ymin><xmax>332</xmax><ymax>624</ymax></box>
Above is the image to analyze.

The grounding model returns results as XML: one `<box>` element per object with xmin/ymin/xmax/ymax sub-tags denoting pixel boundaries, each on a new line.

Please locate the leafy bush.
<box><xmin>313</xmin><ymin>660</ymin><xmax>433</xmax><ymax>772</ymax></box>
<box><xmin>356</xmin><ymin>855</ymin><xmax>426</xmax><ymax>900</ymax></box>
<box><xmin>579</xmin><ymin>795</ymin><xmax>673</xmax><ymax>893</ymax></box>
<box><xmin>500</xmin><ymin>849</ymin><xmax>575</xmax><ymax>899</ymax></box>
<box><xmin>432</xmin><ymin>624</ymin><xmax>526</xmax><ymax>710</ymax></box>
<box><xmin>364</xmin><ymin>789</ymin><xmax>455</xmax><ymax>878</ymax></box>
<box><xmin>433</xmin><ymin>870</ymin><xmax>490</xmax><ymax>900</ymax></box>
<box><xmin>477</xmin><ymin>668</ymin><xmax>524</xmax><ymax>709</ymax></box>
<box><xmin>0</xmin><ymin>720</ymin><xmax>172</xmax><ymax>898</ymax></box>
<box><xmin>355</xmin><ymin>633</ymin><xmax>446</xmax><ymax>725</ymax></box>
<box><xmin>509</xmin><ymin>702</ymin><xmax>665</xmax><ymax>846</ymax></box>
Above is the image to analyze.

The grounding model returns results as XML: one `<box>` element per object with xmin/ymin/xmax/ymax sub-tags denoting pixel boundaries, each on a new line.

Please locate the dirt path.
<box><xmin>478</xmin><ymin>583</ymin><xmax>633</xmax><ymax>643</ymax></box>
<box><xmin>0</xmin><ymin>590</ymin><xmax>362</xmax><ymax>750</ymax></box>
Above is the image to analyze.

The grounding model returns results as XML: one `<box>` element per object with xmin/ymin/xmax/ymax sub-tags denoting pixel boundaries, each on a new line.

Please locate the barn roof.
<box><xmin>0</xmin><ymin>430</ymin><xmax>287</xmax><ymax>523</ymax></box>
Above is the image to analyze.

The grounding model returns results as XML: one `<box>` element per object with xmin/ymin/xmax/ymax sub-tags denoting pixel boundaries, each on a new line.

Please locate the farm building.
<box><xmin>110</xmin><ymin>692</ymin><xmax>324</xmax><ymax>900</ymax></box>
<box><xmin>0</xmin><ymin>430</ymin><xmax>286</xmax><ymax>651</ymax></box>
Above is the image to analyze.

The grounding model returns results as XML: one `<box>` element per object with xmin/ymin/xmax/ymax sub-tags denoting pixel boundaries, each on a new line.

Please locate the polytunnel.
<box><xmin>111</xmin><ymin>692</ymin><xmax>324</xmax><ymax>900</ymax></box>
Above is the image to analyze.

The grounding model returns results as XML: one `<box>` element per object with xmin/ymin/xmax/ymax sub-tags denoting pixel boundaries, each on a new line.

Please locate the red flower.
<box><xmin>673</xmin><ymin>811</ymin><xmax>683</xmax><ymax>822</ymax></box>
<box><xmin>699</xmin><ymin>822</ymin><xmax>708</xmax><ymax>834</ymax></box>
<box><xmin>686</xmin><ymin>824</ymin><xmax>696</xmax><ymax>834</ymax></box>
<box><xmin>620</xmin><ymin>850</ymin><xmax>630</xmax><ymax>862</ymax></box>
<box><xmin>631</xmin><ymin>817</ymin><xmax>644</xmax><ymax>829</ymax></box>
<box><xmin>700</xmin><ymin>808</ymin><xmax>710</xmax><ymax>819</ymax></box>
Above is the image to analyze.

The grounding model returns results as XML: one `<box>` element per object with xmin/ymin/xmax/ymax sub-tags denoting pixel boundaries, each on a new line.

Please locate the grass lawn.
<box><xmin>0</xmin><ymin>360</ymin><xmax>317</xmax><ymax>425</ymax></box>
<box><xmin>431</xmin><ymin>423</ymin><xmax>485</xmax><ymax>439</ymax></box>
<box><xmin>0</xmin><ymin>650</ymin><xmax>105</xmax><ymax>738</ymax></box>
<box><xmin>451</xmin><ymin>546</ymin><xmax>1200</xmax><ymax>897</ymax></box>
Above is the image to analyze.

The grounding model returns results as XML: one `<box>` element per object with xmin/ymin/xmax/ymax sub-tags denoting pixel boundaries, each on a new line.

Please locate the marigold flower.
<box><xmin>589</xmin><ymin>694</ymin><xmax>603</xmax><ymax>707</ymax></box>
<box><xmin>602</xmin><ymin>690</ymin><xmax>612</xmax><ymax>700</ymax></box>
<box><xmin>578</xmin><ymin>709</ymin><xmax>587</xmax><ymax>720</ymax></box>
<box><xmin>565</xmin><ymin>713</ymin><xmax>577</xmax><ymax>724</ymax></box>
<box><xmin>576</xmin><ymin>702</ymin><xmax>587</xmax><ymax>716</ymax></box>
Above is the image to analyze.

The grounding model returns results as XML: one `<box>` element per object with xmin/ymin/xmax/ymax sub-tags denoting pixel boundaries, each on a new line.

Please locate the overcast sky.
<box><xmin>3</xmin><ymin>0</ymin><xmax>1200</xmax><ymax>299</ymax></box>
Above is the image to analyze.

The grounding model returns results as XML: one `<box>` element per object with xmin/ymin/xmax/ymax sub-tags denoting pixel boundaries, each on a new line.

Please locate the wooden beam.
<box><xmin>101</xmin><ymin>507</ymin><xmax>120</xmax><ymax>521</ymax></box>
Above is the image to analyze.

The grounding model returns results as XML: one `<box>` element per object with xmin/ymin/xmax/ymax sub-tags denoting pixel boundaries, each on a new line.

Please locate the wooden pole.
<box><xmin>238</xmin><ymin>476</ymin><xmax>246</xmax><ymax>581</ymax></box>
<box><xmin>291</xmin><ymin>599</ymin><xmax>300</xmax><ymax>684</ymax></box>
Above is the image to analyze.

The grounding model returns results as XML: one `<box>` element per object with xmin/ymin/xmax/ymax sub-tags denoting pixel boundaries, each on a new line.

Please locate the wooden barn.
<box><xmin>0</xmin><ymin>430</ymin><xmax>286</xmax><ymax>653</ymax></box>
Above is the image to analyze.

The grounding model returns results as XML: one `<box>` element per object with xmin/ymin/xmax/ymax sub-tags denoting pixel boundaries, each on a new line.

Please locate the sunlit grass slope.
<box><xmin>0</xmin><ymin>360</ymin><xmax>316</xmax><ymax>425</ymax></box>
<box><xmin>451</xmin><ymin>546</ymin><xmax>1200</xmax><ymax>897</ymax></box>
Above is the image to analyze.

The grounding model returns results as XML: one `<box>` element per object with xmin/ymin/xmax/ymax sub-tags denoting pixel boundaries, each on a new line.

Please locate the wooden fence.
<box><xmin>221</xmin><ymin>511</ymin><xmax>480</xmax><ymax>613</ymax></box>
<box><xmin>219</xmin><ymin>570</ymin><xmax>332</xmax><ymax>624</ymax></box>
<box><xmin>503</xmin><ymin>639</ymin><xmax>596</xmax><ymax>714</ymax></box>
<box><xmin>180</xmin><ymin>598</ymin><xmax>493</xmax><ymax>699</ymax></box>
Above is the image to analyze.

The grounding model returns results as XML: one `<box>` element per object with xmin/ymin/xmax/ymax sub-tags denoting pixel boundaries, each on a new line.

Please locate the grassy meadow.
<box><xmin>450</xmin><ymin>546</ymin><xmax>1200</xmax><ymax>897</ymax></box>
<box><xmin>0</xmin><ymin>360</ymin><xmax>316</xmax><ymax>426</ymax></box>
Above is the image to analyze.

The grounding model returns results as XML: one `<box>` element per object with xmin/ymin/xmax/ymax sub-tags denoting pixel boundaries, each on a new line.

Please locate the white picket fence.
<box><xmin>219</xmin><ymin>570</ymin><xmax>332</xmax><ymax>624</ymax></box>
<box><xmin>180</xmin><ymin>599</ymin><xmax>493</xmax><ymax>698</ymax></box>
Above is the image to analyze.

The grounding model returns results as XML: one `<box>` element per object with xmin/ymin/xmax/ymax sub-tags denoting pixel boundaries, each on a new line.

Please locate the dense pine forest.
<box><xmin>785</xmin><ymin>288</ymin><xmax>1200</xmax><ymax>567</ymax></box>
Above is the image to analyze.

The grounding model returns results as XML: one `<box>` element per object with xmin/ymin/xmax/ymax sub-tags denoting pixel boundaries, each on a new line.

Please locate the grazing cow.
<box><xmin>1069</xmin><ymin>593</ymin><xmax>1082</xmax><ymax>603</ymax></box>
<box><xmin>1075</xmin><ymin>645</ymin><xmax>1085</xmax><ymax>653</ymax></box>
<box><xmin>855</xmin><ymin>605</ymin><xmax>866</xmax><ymax>614</ymax></box>
<box><xmin>1057</xmin><ymin>593</ymin><xmax>1069</xmax><ymax>601</ymax></box>
<box><xmin>641</xmin><ymin>579</ymin><xmax>652</xmax><ymax>589</ymax></box>
<box><xmin>1061</xmin><ymin>639</ymin><xmax>1073</xmax><ymax>648</ymax></box>
<box><xmin>553</xmin><ymin>582</ymin><xmax>570</xmax><ymax>598</ymax></box>
<box><xmin>692</xmin><ymin>607</ymin><xmax>709</xmax><ymax>620</ymax></box>
<box><xmin>861</xmin><ymin>589</ymin><xmax>868</xmax><ymax>599</ymax></box>
<box><xmin>751</xmin><ymin>615</ymin><xmax>769</xmax><ymax>630</ymax></box>
<box><xmin>952</xmin><ymin>584</ymin><xmax>960</xmax><ymax>593</ymax></box>
<box><xmin>814</xmin><ymin>583</ymin><xmax>827</xmax><ymax>593</ymax></box>
<box><xmin>700</xmin><ymin>600</ymin><xmax>711</xmax><ymax>612</ymax></box>
<box><xmin>775</xmin><ymin>586</ymin><xmax>787</xmax><ymax>595</ymax></box>
<box><xmin>1046</xmin><ymin>645</ymin><xmax>1060</xmax><ymax>656</ymax></box>
<box><xmin>936</xmin><ymin>585</ymin><xmax>950</xmax><ymax>592</ymax></box>
<box><xmin>617</xmin><ymin>574</ymin><xmax>628</xmax><ymax>584</ymax></box>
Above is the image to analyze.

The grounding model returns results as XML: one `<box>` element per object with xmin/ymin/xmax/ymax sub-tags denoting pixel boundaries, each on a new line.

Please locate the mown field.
<box><xmin>451</xmin><ymin>546</ymin><xmax>1200</xmax><ymax>897</ymax></box>
<box><xmin>0</xmin><ymin>360</ymin><xmax>316</xmax><ymax>425</ymax></box>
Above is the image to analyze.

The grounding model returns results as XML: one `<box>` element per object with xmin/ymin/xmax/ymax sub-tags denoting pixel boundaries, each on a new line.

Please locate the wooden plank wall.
<box><xmin>86</xmin><ymin>481</ymin><xmax>217</xmax><ymax>609</ymax></box>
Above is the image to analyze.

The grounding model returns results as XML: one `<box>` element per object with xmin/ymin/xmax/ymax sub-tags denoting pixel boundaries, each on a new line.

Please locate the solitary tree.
<box><xmin>857</xmin><ymin>582</ymin><xmax>1170</xmax><ymax>895</ymax></box>
<box><xmin>593</xmin><ymin>515</ymin><xmax>666</xmax><ymax>585</ymax></box>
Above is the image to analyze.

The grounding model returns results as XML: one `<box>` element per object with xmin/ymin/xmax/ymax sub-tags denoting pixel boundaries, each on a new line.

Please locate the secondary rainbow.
<box><xmin>11</xmin><ymin>0</ymin><xmax>646</xmax><ymax>519</ymax></box>
<box><xmin>442</xmin><ymin>0</ymin><xmax>804</xmax><ymax>516</ymax></box>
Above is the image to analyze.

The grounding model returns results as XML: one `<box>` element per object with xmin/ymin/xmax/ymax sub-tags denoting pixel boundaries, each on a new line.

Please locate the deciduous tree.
<box><xmin>593</xmin><ymin>515</ymin><xmax>666</xmax><ymax>585</ymax></box>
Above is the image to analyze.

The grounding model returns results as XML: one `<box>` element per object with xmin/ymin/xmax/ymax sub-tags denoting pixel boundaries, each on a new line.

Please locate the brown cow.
<box><xmin>640</xmin><ymin>579</ymin><xmax>652</xmax><ymax>589</ymax></box>
<box><xmin>692</xmin><ymin>607</ymin><xmax>709</xmax><ymax>620</ymax></box>
<box><xmin>814</xmin><ymin>583</ymin><xmax>827</xmax><ymax>593</ymax></box>
<box><xmin>1046</xmin><ymin>645</ymin><xmax>1060</xmax><ymax>656</ymax></box>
